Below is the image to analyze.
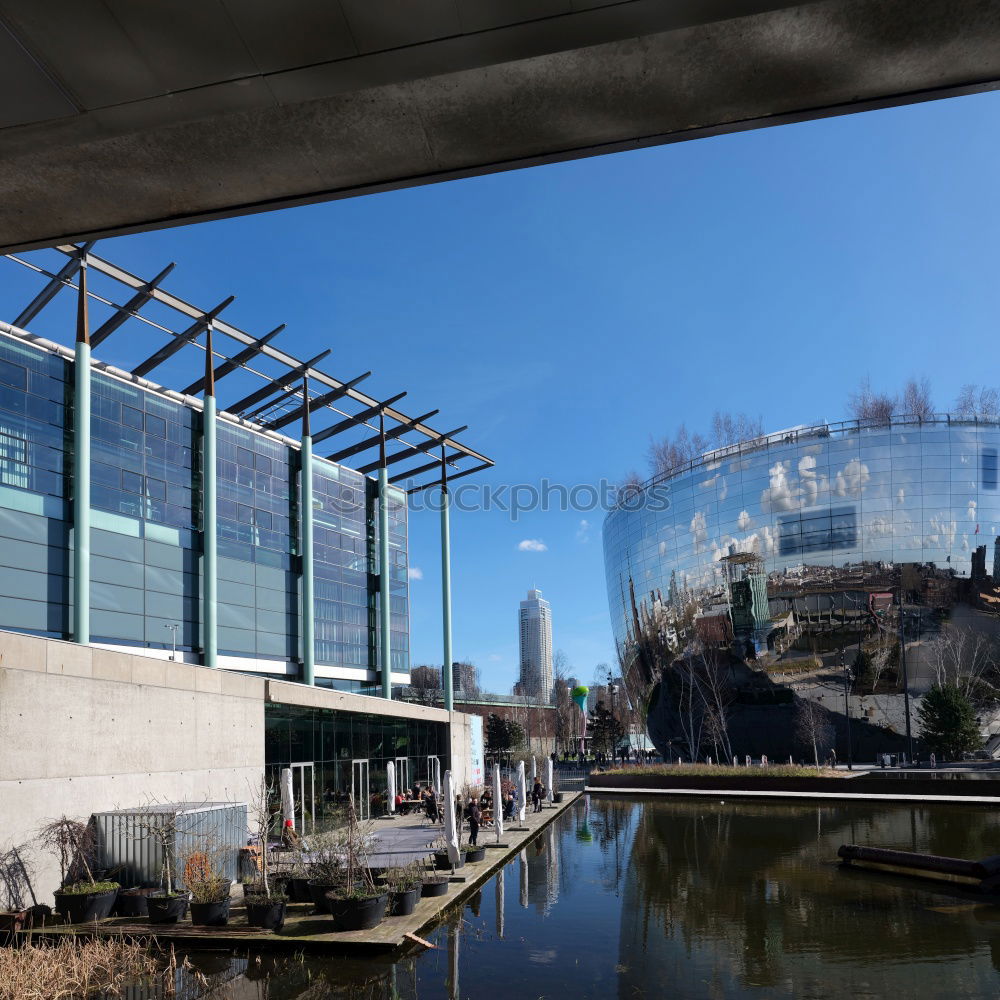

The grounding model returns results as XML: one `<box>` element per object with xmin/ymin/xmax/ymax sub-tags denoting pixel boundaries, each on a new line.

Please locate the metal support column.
<box><xmin>301</xmin><ymin>378</ymin><xmax>315</xmax><ymax>685</ymax></box>
<box><xmin>72</xmin><ymin>259</ymin><xmax>91</xmax><ymax>644</ymax></box>
<box><xmin>202</xmin><ymin>329</ymin><xmax>218</xmax><ymax>668</ymax></box>
<box><xmin>378</xmin><ymin>417</ymin><xmax>392</xmax><ymax>699</ymax></box>
<box><xmin>441</xmin><ymin>448</ymin><xmax>454</xmax><ymax>713</ymax></box>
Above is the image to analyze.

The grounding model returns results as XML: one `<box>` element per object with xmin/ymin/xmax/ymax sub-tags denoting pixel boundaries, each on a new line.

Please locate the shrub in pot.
<box><xmin>385</xmin><ymin>863</ymin><xmax>423</xmax><ymax>917</ymax></box>
<box><xmin>146</xmin><ymin>891</ymin><xmax>190</xmax><ymax>924</ymax></box>
<box><xmin>421</xmin><ymin>875</ymin><xmax>449</xmax><ymax>898</ymax></box>
<box><xmin>462</xmin><ymin>843</ymin><xmax>486</xmax><ymax>864</ymax></box>
<box><xmin>114</xmin><ymin>887</ymin><xmax>157</xmax><ymax>918</ymax></box>
<box><xmin>40</xmin><ymin>817</ymin><xmax>119</xmax><ymax>924</ymax></box>
<box><xmin>244</xmin><ymin>887</ymin><xmax>287</xmax><ymax>930</ymax></box>
<box><xmin>184</xmin><ymin>850</ymin><xmax>231</xmax><ymax>927</ymax></box>
<box><xmin>243</xmin><ymin>774</ymin><xmax>288</xmax><ymax>932</ymax></box>
<box><xmin>323</xmin><ymin>797</ymin><xmax>388</xmax><ymax>932</ymax></box>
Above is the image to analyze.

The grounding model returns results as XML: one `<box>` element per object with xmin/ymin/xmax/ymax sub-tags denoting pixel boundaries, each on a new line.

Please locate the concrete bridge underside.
<box><xmin>2</xmin><ymin>0</ymin><xmax>999</xmax><ymax>251</ymax></box>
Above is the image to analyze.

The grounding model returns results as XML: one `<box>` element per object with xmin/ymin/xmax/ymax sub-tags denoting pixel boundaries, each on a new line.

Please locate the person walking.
<box><xmin>468</xmin><ymin>797</ymin><xmax>482</xmax><ymax>846</ymax></box>
<box><xmin>531</xmin><ymin>776</ymin><xmax>544</xmax><ymax>813</ymax></box>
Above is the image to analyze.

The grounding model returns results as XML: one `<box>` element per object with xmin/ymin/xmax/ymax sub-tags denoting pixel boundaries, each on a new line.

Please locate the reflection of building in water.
<box><xmin>526</xmin><ymin>834</ymin><xmax>549</xmax><ymax>912</ymax></box>
<box><xmin>604</xmin><ymin>417</ymin><xmax>1000</xmax><ymax>745</ymax></box>
<box><xmin>545</xmin><ymin>821</ymin><xmax>560</xmax><ymax>911</ymax></box>
<box><xmin>616</xmin><ymin>800</ymin><xmax>1000</xmax><ymax>1000</ymax></box>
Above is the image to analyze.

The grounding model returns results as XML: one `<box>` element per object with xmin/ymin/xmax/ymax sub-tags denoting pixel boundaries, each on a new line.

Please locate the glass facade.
<box><xmin>265</xmin><ymin>701</ymin><xmax>448</xmax><ymax>819</ymax></box>
<box><xmin>604</xmin><ymin>417</ymin><xmax>1000</xmax><ymax>659</ymax></box>
<box><xmin>0</xmin><ymin>331</ymin><xmax>410</xmax><ymax>684</ymax></box>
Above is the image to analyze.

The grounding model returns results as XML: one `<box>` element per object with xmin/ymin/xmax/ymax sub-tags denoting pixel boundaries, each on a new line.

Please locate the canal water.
<box><xmin>178</xmin><ymin>797</ymin><xmax>1000</xmax><ymax>999</ymax></box>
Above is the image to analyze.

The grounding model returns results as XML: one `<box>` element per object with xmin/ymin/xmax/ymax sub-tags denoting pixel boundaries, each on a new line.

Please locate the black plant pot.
<box><xmin>146</xmin><ymin>893</ymin><xmax>189</xmax><ymax>924</ymax></box>
<box><xmin>245</xmin><ymin>899</ymin><xmax>286</xmax><ymax>931</ymax></box>
<box><xmin>288</xmin><ymin>877</ymin><xmax>313</xmax><ymax>903</ymax></box>
<box><xmin>434</xmin><ymin>850</ymin><xmax>461</xmax><ymax>871</ymax></box>
<box><xmin>421</xmin><ymin>878</ymin><xmax>449</xmax><ymax>898</ymax></box>
<box><xmin>325</xmin><ymin>892</ymin><xmax>388</xmax><ymax>932</ymax></box>
<box><xmin>114</xmin><ymin>888</ymin><xmax>156</xmax><ymax>918</ymax></box>
<box><xmin>54</xmin><ymin>886</ymin><xmax>118</xmax><ymax>924</ymax></box>
<box><xmin>464</xmin><ymin>847</ymin><xmax>486</xmax><ymax>863</ymax></box>
<box><xmin>307</xmin><ymin>880</ymin><xmax>341</xmax><ymax>914</ymax></box>
<box><xmin>553</xmin><ymin>792</ymin><xmax>564</xmax><ymax>804</ymax></box>
<box><xmin>189</xmin><ymin>898</ymin><xmax>231</xmax><ymax>926</ymax></box>
<box><xmin>389</xmin><ymin>886</ymin><xmax>420</xmax><ymax>916</ymax></box>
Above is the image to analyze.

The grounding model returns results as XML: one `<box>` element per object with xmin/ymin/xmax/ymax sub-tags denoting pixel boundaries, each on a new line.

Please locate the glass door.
<box><xmin>289</xmin><ymin>762</ymin><xmax>315</xmax><ymax>834</ymax></box>
<box><xmin>395</xmin><ymin>756</ymin><xmax>409</xmax><ymax>796</ymax></box>
<box><xmin>352</xmin><ymin>759</ymin><xmax>370</xmax><ymax>820</ymax></box>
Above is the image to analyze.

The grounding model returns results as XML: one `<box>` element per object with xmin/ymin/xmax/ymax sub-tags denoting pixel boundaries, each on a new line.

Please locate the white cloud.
<box><xmin>968</xmin><ymin>499</ymin><xmax>978</xmax><ymax>522</ymax></box>
<box><xmin>407</xmin><ymin>566</ymin><xmax>423</xmax><ymax>581</ymax></box>
<box><xmin>576</xmin><ymin>519</ymin><xmax>591</xmax><ymax>543</ymax></box>
<box><xmin>737</xmin><ymin>509</ymin><xmax>753</xmax><ymax>531</ymax></box>
<box><xmin>897</xmin><ymin>488</ymin><xmax>906</xmax><ymax>505</ymax></box>
<box><xmin>488</xmin><ymin>654</ymin><xmax>502</xmax><ymax>662</ymax></box>
<box><xmin>518</xmin><ymin>538</ymin><xmax>548</xmax><ymax>552</ymax></box>
<box><xmin>690</xmin><ymin>511</ymin><xmax>708</xmax><ymax>553</ymax></box>
<box><xmin>760</xmin><ymin>461</ymin><xmax>800</xmax><ymax>513</ymax></box>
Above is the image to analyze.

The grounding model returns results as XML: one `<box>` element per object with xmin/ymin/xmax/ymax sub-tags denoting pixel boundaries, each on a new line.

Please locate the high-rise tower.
<box><xmin>518</xmin><ymin>588</ymin><xmax>553</xmax><ymax>701</ymax></box>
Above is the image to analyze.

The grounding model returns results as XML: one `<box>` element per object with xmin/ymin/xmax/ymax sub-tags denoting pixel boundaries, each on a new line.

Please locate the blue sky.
<box><xmin>3</xmin><ymin>90</ymin><xmax>999</xmax><ymax>692</ymax></box>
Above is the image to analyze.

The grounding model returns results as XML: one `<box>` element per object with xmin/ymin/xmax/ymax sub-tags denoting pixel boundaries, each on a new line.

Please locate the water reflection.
<box><xmin>123</xmin><ymin>799</ymin><xmax>1000</xmax><ymax>999</ymax></box>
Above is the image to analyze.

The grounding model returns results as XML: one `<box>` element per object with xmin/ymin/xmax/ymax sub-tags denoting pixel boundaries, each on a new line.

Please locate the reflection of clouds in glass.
<box><xmin>690</xmin><ymin>511</ymin><xmax>708</xmax><ymax>553</ymax></box>
<box><xmin>866</xmin><ymin>516</ymin><xmax>893</xmax><ymax>539</ymax></box>
<box><xmin>700</xmin><ymin>475</ymin><xmax>718</xmax><ymax>490</ymax></box>
<box><xmin>658</xmin><ymin>540</ymin><xmax>667</xmax><ymax>556</ymax></box>
<box><xmin>834</xmin><ymin>458</ymin><xmax>870</xmax><ymax>498</ymax></box>
<box><xmin>968</xmin><ymin>499</ymin><xmax>977</xmax><ymax>521</ymax></box>
<box><xmin>897</xmin><ymin>488</ymin><xmax>905</xmax><ymax>505</ymax></box>
<box><xmin>927</xmin><ymin>512</ymin><xmax>957</xmax><ymax>550</ymax></box>
<box><xmin>963</xmin><ymin>536</ymin><xmax>971</xmax><ymax>551</ymax></box>
<box><xmin>718</xmin><ymin>477</ymin><xmax>728</xmax><ymax>501</ymax></box>
<box><xmin>737</xmin><ymin>509</ymin><xmax>752</xmax><ymax>531</ymax></box>
<box><xmin>760</xmin><ymin>461</ymin><xmax>799</xmax><ymax>513</ymax></box>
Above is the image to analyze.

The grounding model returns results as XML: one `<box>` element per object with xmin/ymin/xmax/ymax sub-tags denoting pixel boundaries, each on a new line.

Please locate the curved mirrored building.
<box><xmin>604</xmin><ymin>416</ymin><xmax>1000</xmax><ymax>719</ymax></box>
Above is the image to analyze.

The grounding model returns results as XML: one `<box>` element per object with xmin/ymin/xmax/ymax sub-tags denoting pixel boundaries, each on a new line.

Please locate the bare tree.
<box><xmin>955</xmin><ymin>384</ymin><xmax>1000</xmax><ymax>420</ymax></box>
<box><xmin>0</xmin><ymin>843</ymin><xmax>37</xmax><ymax>912</ymax></box>
<box><xmin>794</xmin><ymin>699</ymin><xmax>834</xmax><ymax>769</ymax></box>
<box><xmin>902</xmin><ymin>377</ymin><xmax>934</xmax><ymax>420</ymax></box>
<box><xmin>648</xmin><ymin>424</ymin><xmax>710</xmax><ymax>477</ymax></box>
<box><xmin>924</xmin><ymin>627</ymin><xmax>999</xmax><ymax>705</ymax></box>
<box><xmin>698</xmin><ymin>647</ymin><xmax>734</xmax><ymax>763</ymax></box>
<box><xmin>552</xmin><ymin>650</ymin><xmax>574</xmax><ymax>755</ymax></box>
<box><xmin>409</xmin><ymin>665</ymin><xmax>441</xmax><ymax>706</ymax></box>
<box><xmin>711</xmin><ymin>411</ymin><xmax>764</xmax><ymax>449</ymax></box>
<box><xmin>849</xmin><ymin>377</ymin><xmax>896</xmax><ymax>425</ymax></box>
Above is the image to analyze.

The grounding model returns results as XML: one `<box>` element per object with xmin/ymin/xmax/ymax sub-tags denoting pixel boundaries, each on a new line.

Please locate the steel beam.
<box><xmin>359</xmin><ymin>425</ymin><xmax>467</xmax><ymax>474</ymax></box>
<box><xmin>261</xmin><ymin>370</ymin><xmax>371</xmax><ymax>431</ymax></box>
<box><xmin>378</xmin><ymin>420</ymin><xmax>392</xmax><ymax>699</ymax></box>
<box><xmin>311</xmin><ymin>391</ymin><xmax>406</xmax><ymax>446</ymax></box>
<box><xmin>180</xmin><ymin>324</ymin><xmax>285</xmax><ymax>396</ymax></box>
<box><xmin>131</xmin><ymin>296</ymin><xmax>234</xmax><ymax>378</ymax></box>
<box><xmin>15</xmin><ymin>241</ymin><xmax>95</xmax><ymax>329</ymax></box>
<box><xmin>90</xmin><ymin>261</ymin><xmax>175</xmax><ymax>348</ymax></box>
<box><xmin>226</xmin><ymin>348</ymin><xmax>331</xmax><ymax>415</ymax></box>
<box><xmin>441</xmin><ymin>452</ymin><xmax>453</xmax><ymax>713</ymax></box>
<box><xmin>389</xmin><ymin>450</ymin><xmax>464</xmax><ymax>484</ymax></box>
<box><xmin>407</xmin><ymin>461</ymin><xmax>492</xmax><ymax>495</ymax></box>
<box><xmin>327</xmin><ymin>408</ymin><xmax>439</xmax><ymax>463</ymax></box>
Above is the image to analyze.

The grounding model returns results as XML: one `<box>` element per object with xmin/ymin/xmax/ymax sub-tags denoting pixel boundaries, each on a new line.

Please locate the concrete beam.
<box><xmin>0</xmin><ymin>0</ymin><xmax>998</xmax><ymax>251</ymax></box>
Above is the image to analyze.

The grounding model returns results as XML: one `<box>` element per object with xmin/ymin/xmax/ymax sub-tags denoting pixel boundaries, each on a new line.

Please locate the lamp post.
<box><xmin>840</xmin><ymin>647</ymin><xmax>853</xmax><ymax>771</ymax></box>
<box><xmin>607</xmin><ymin>670</ymin><xmax>617</xmax><ymax>766</ymax></box>
<box><xmin>164</xmin><ymin>623</ymin><xmax>179</xmax><ymax>662</ymax></box>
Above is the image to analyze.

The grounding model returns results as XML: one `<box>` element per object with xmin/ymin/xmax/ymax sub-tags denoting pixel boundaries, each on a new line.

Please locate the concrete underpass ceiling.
<box><xmin>1</xmin><ymin>0</ymin><xmax>999</xmax><ymax>252</ymax></box>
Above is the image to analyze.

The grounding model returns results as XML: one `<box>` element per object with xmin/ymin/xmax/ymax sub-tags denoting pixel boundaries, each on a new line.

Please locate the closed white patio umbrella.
<box><xmin>387</xmin><ymin>760</ymin><xmax>396</xmax><ymax>815</ymax></box>
<box><xmin>443</xmin><ymin>770</ymin><xmax>462</xmax><ymax>868</ymax></box>
<box><xmin>546</xmin><ymin>757</ymin><xmax>554</xmax><ymax>807</ymax></box>
<box><xmin>493</xmin><ymin>763</ymin><xmax>504</xmax><ymax>843</ymax></box>
<box><xmin>517</xmin><ymin>760</ymin><xmax>527</xmax><ymax>825</ymax></box>
<box><xmin>280</xmin><ymin>767</ymin><xmax>294</xmax><ymax>828</ymax></box>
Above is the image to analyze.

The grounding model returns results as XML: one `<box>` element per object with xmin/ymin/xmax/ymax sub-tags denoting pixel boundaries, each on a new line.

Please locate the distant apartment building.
<box><xmin>517</xmin><ymin>588</ymin><xmax>553</xmax><ymax>702</ymax></box>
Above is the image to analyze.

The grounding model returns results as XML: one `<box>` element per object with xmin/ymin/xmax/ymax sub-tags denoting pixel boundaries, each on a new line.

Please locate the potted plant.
<box><xmin>304</xmin><ymin>830</ymin><xmax>346</xmax><ymax>914</ymax></box>
<box><xmin>385</xmin><ymin>863</ymin><xmax>422</xmax><ymax>916</ymax></box>
<box><xmin>462</xmin><ymin>842</ymin><xmax>486</xmax><ymax>864</ymax></box>
<box><xmin>127</xmin><ymin>802</ymin><xmax>189</xmax><ymax>924</ymax></box>
<box><xmin>184</xmin><ymin>849</ymin><xmax>231</xmax><ymax>927</ymax></box>
<box><xmin>323</xmin><ymin>798</ymin><xmax>387</xmax><ymax>932</ymax></box>
<box><xmin>432</xmin><ymin>833</ymin><xmax>462</xmax><ymax>872</ymax></box>
<box><xmin>552</xmin><ymin>771</ymin><xmax>563</xmax><ymax>804</ymax></box>
<box><xmin>0</xmin><ymin>842</ymin><xmax>49</xmax><ymax>940</ymax></box>
<box><xmin>41</xmin><ymin>817</ymin><xmax>119</xmax><ymax>924</ymax></box>
<box><xmin>114</xmin><ymin>887</ymin><xmax>157</xmax><ymax>918</ymax></box>
<box><xmin>243</xmin><ymin>775</ymin><xmax>286</xmax><ymax>931</ymax></box>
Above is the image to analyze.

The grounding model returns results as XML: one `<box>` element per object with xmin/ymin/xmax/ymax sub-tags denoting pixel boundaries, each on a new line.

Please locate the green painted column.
<box><xmin>300</xmin><ymin>379</ymin><xmax>315</xmax><ymax>686</ymax></box>
<box><xmin>441</xmin><ymin>476</ymin><xmax>454</xmax><ymax>713</ymax></box>
<box><xmin>378</xmin><ymin>463</ymin><xmax>392</xmax><ymax>699</ymax></box>
<box><xmin>72</xmin><ymin>262</ymin><xmax>91</xmax><ymax>644</ymax></box>
<box><xmin>202</xmin><ymin>330</ymin><xmax>218</xmax><ymax>668</ymax></box>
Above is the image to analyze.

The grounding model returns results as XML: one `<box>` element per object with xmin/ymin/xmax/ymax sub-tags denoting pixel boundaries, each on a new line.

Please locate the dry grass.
<box><xmin>0</xmin><ymin>936</ymin><xmax>159</xmax><ymax>1000</ymax></box>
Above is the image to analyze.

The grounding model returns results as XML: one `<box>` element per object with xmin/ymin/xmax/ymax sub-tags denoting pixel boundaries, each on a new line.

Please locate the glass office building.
<box><xmin>0</xmin><ymin>329</ymin><xmax>410</xmax><ymax>690</ymax></box>
<box><xmin>604</xmin><ymin>416</ymin><xmax>1000</xmax><ymax>671</ymax></box>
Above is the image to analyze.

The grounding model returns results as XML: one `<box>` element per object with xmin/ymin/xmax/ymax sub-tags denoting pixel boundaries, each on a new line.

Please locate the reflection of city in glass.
<box><xmin>604</xmin><ymin>417</ymin><xmax>1000</xmax><ymax>676</ymax></box>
